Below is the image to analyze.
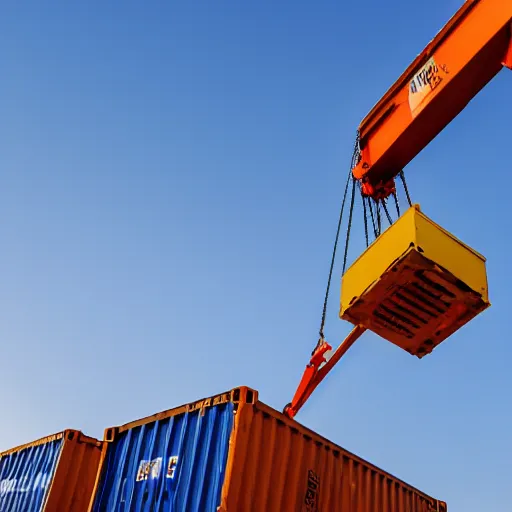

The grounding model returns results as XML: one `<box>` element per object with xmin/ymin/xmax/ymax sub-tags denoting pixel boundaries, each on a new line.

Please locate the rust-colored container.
<box><xmin>89</xmin><ymin>387</ymin><xmax>447</xmax><ymax>511</ymax></box>
<box><xmin>0</xmin><ymin>430</ymin><xmax>102</xmax><ymax>512</ymax></box>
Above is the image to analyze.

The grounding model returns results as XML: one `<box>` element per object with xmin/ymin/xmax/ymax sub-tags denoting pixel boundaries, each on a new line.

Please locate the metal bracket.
<box><xmin>283</xmin><ymin>325</ymin><xmax>366</xmax><ymax>419</ymax></box>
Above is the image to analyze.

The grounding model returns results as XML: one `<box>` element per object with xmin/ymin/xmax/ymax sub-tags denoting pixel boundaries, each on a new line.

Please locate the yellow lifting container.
<box><xmin>340</xmin><ymin>204</ymin><xmax>490</xmax><ymax>358</ymax></box>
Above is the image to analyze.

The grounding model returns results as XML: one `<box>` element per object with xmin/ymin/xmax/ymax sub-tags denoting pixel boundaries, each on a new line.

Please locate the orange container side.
<box><xmin>44</xmin><ymin>430</ymin><xmax>103</xmax><ymax>512</ymax></box>
<box><xmin>220</xmin><ymin>399</ymin><xmax>447</xmax><ymax>512</ymax></box>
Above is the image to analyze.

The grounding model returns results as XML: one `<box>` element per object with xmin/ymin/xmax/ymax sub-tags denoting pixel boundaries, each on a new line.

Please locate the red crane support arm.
<box><xmin>353</xmin><ymin>0</ymin><xmax>512</xmax><ymax>199</ymax></box>
<box><xmin>283</xmin><ymin>326</ymin><xmax>366</xmax><ymax>419</ymax></box>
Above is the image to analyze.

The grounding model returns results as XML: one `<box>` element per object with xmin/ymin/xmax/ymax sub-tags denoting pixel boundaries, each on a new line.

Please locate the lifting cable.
<box><xmin>316</xmin><ymin>135</ymin><xmax>360</xmax><ymax>348</ymax></box>
<box><xmin>362</xmin><ymin>186</ymin><xmax>369</xmax><ymax>248</ymax></box>
<box><xmin>342</xmin><ymin>177</ymin><xmax>357</xmax><ymax>275</ymax></box>
<box><xmin>367</xmin><ymin>196</ymin><xmax>378</xmax><ymax>240</ymax></box>
<box><xmin>376</xmin><ymin>201</ymin><xmax>382</xmax><ymax>235</ymax></box>
<box><xmin>382</xmin><ymin>199</ymin><xmax>393</xmax><ymax>226</ymax></box>
<box><xmin>316</xmin><ymin>140</ymin><xmax>414</xmax><ymax>353</ymax></box>
<box><xmin>400</xmin><ymin>170</ymin><xmax>413</xmax><ymax>207</ymax></box>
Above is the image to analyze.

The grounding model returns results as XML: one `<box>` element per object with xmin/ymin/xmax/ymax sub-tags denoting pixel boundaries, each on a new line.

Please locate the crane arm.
<box><xmin>353</xmin><ymin>0</ymin><xmax>512</xmax><ymax>199</ymax></box>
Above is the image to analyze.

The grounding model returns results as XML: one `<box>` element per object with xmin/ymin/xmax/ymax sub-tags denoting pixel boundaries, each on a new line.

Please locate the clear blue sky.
<box><xmin>0</xmin><ymin>1</ymin><xmax>509</xmax><ymax>510</ymax></box>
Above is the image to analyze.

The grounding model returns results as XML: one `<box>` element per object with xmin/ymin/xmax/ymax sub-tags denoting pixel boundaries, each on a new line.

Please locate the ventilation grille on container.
<box><xmin>372</xmin><ymin>269</ymin><xmax>469</xmax><ymax>355</ymax></box>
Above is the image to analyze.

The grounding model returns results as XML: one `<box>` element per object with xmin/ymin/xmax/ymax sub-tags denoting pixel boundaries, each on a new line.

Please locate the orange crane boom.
<box><xmin>353</xmin><ymin>0</ymin><xmax>512</xmax><ymax>199</ymax></box>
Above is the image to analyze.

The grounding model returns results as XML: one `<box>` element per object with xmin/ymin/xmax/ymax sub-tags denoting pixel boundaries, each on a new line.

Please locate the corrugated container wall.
<box><xmin>0</xmin><ymin>430</ymin><xmax>102</xmax><ymax>512</ymax></box>
<box><xmin>89</xmin><ymin>387</ymin><xmax>447</xmax><ymax>512</ymax></box>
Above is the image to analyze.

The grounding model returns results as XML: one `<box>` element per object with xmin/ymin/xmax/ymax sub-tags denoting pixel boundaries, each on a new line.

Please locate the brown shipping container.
<box><xmin>89</xmin><ymin>387</ymin><xmax>447</xmax><ymax>511</ymax></box>
<box><xmin>221</xmin><ymin>391</ymin><xmax>446</xmax><ymax>511</ymax></box>
<box><xmin>0</xmin><ymin>429</ymin><xmax>102</xmax><ymax>512</ymax></box>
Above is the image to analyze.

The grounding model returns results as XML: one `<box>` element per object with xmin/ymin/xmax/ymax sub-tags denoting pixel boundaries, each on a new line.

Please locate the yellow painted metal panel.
<box><xmin>414</xmin><ymin>211</ymin><xmax>488</xmax><ymax>302</ymax></box>
<box><xmin>340</xmin><ymin>204</ymin><xmax>417</xmax><ymax>314</ymax></box>
<box><xmin>340</xmin><ymin>204</ymin><xmax>489</xmax><ymax>357</ymax></box>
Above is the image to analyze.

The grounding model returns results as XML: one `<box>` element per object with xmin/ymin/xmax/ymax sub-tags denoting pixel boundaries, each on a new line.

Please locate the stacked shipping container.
<box><xmin>0</xmin><ymin>430</ymin><xmax>102</xmax><ymax>512</ymax></box>
<box><xmin>88</xmin><ymin>386</ymin><xmax>447</xmax><ymax>512</ymax></box>
<box><xmin>0</xmin><ymin>388</ymin><xmax>446</xmax><ymax>511</ymax></box>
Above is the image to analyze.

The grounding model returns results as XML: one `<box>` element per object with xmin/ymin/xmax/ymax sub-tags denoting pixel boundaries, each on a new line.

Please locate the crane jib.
<box><xmin>352</xmin><ymin>0</ymin><xmax>512</xmax><ymax>200</ymax></box>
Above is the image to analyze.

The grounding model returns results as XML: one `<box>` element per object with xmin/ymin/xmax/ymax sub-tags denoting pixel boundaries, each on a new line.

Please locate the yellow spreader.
<box><xmin>340</xmin><ymin>204</ymin><xmax>490</xmax><ymax>358</ymax></box>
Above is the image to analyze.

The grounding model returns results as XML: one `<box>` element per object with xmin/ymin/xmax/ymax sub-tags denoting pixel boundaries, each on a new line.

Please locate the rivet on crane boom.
<box><xmin>284</xmin><ymin>0</ymin><xmax>510</xmax><ymax>419</ymax></box>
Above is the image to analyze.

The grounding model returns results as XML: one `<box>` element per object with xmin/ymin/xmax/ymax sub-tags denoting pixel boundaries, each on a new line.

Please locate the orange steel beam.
<box><xmin>353</xmin><ymin>0</ymin><xmax>512</xmax><ymax>198</ymax></box>
<box><xmin>284</xmin><ymin>325</ymin><xmax>366</xmax><ymax>419</ymax></box>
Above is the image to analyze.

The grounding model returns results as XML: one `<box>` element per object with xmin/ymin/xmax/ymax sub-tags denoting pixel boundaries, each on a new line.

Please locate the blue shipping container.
<box><xmin>0</xmin><ymin>434</ymin><xmax>63</xmax><ymax>511</ymax></box>
<box><xmin>0</xmin><ymin>430</ymin><xmax>102</xmax><ymax>512</ymax></box>
<box><xmin>92</xmin><ymin>400</ymin><xmax>235</xmax><ymax>511</ymax></box>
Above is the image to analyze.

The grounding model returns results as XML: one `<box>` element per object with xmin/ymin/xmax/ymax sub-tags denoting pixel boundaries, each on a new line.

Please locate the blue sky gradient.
<box><xmin>0</xmin><ymin>1</ymin><xmax>510</xmax><ymax>510</ymax></box>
